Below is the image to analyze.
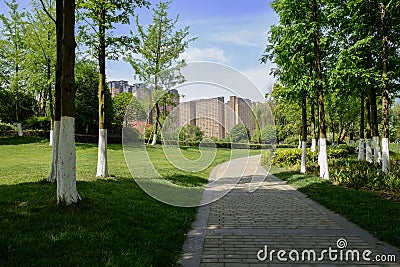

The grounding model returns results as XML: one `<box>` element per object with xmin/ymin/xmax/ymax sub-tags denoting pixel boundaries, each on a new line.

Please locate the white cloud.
<box><xmin>180</xmin><ymin>47</ymin><xmax>230</xmax><ymax>63</ymax></box>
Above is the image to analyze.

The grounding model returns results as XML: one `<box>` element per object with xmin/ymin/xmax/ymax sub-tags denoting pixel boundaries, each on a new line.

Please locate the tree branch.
<box><xmin>39</xmin><ymin>0</ymin><xmax>56</xmax><ymax>24</ymax></box>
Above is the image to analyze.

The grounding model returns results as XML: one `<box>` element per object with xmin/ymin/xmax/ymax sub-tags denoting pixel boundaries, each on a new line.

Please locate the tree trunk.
<box><xmin>96</xmin><ymin>8</ymin><xmax>109</xmax><ymax>178</ymax></box>
<box><xmin>150</xmin><ymin>101</ymin><xmax>161</xmax><ymax>146</ymax></box>
<box><xmin>365</xmin><ymin>96</ymin><xmax>373</xmax><ymax>162</ymax></box>
<box><xmin>310</xmin><ymin>97</ymin><xmax>316</xmax><ymax>152</ymax></box>
<box><xmin>48</xmin><ymin>57</ymin><xmax>54</xmax><ymax>146</ymax></box>
<box><xmin>358</xmin><ymin>96</ymin><xmax>365</xmax><ymax>160</ymax></box>
<box><xmin>300</xmin><ymin>92</ymin><xmax>307</xmax><ymax>174</ymax></box>
<box><xmin>57</xmin><ymin>0</ymin><xmax>80</xmax><ymax>205</ymax></box>
<box><xmin>380</xmin><ymin>3</ymin><xmax>390</xmax><ymax>172</ymax></box>
<box><xmin>313</xmin><ymin>0</ymin><xmax>328</xmax><ymax>180</ymax></box>
<box><xmin>369</xmin><ymin>87</ymin><xmax>381</xmax><ymax>163</ymax></box>
<box><xmin>48</xmin><ymin>0</ymin><xmax>63</xmax><ymax>183</ymax></box>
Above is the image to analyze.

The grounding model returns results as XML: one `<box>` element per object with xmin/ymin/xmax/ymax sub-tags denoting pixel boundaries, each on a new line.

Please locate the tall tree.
<box><xmin>77</xmin><ymin>0</ymin><xmax>149</xmax><ymax>177</ymax></box>
<box><xmin>0</xmin><ymin>0</ymin><xmax>27</xmax><ymax>136</ymax></box>
<box><xmin>262</xmin><ymin>0</ymin><xmax>322</xmax><ymax>176</ymax></box>
<box><xmin>125</xmin><ymin>0</ymin><xmax>196</xmax><ymax>146</ymax></box>
<box><xmin>57</xmin><ymin>0</ymin><xmax>80</xmax><ymax>205</ymax></box>
<box><xmin>379</xmin><ymin>0</ymin><xmax>400</xmax><ymax>172</ymax></box>
<box><xmin>25</xmin><ymin>0</ymin><xmax>56</xmax><ymax>138</ymax></box>
<box><xmin>40</xmin><ymin>0</ymin><xmax>62</xmax><ymax>183</ymax></box>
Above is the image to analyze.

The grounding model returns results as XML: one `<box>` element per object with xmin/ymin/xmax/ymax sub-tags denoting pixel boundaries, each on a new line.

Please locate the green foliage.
<box><xmin>284</xmin><ymin>136</ymin><xmax>299</xmax><ymax>146</ymax></box>
<box><xmin>75</xmin><ymin>60</ymin><xmax>114</xmax><ymax>134</ymax></box>
<box><xmin>76</xmin><ymin>0</ymin><xmax>149</xmax><ymax>61</ymax></box>
<box><xmin>229</xmin><ymin>123</ymin><xmax>250</xmax><ymax>143</ymax></box>
<box><xmin>122</xmin><ymin>127</ymin><xmax>140</xmax><ymax>143</ymax></box>
<box><xmin>0</xmin><ymin>121</ymin><xmax>17</xmax><ymax>133</ymax></box>
<box><xmin>329</xmin><ymin>158</ymin><xmax>400</xmax><ymax>193</ymax></box>
<box><xmin>24</xmin><ymin>116</ymin><xmax>50</xmax><ymax>130</ymax></box>
<box><xmin>0</xmin><ymin>89</ymin><xmax>36</xmax><ymax>123</ymax></box>
<box><xmin>267</xmin><ymin>148</ymin><xmax>351</xmax><ymax>169</ymax></box>
<box><xmin>179</xmin><ymin>124</ymin><xmax>203</xmax><ymax>142</ymax></box>
<box><xmin>113</xmin><ymin>93</ymin><xmax>133</xmax><ymax>122</ymax></box>
<box><xmin>126</xmin><ymin>1</ymin><xmax>196</xmax><ymax>83</ymax></box>
<box><xmin>390</xmin><ymin>104</ymin><xmax>400</xmax><ymax>142</ymax></box>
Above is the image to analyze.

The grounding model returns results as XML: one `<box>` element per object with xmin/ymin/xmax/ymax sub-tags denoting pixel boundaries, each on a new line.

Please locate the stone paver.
<box><xmin>180</xmin><ymin>155</ymin><xmax>400</xmax><ymax>266</ymax></box>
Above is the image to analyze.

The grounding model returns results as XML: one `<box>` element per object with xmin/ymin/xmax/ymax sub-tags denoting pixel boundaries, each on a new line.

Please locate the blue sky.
<box><xmin>1</xmin><ymin>0</ymin><xmax>278</xmax><ymax>102</ymax></box>
<box><xmin>108</xmin><ymin>0</ymin><xmax>278</xmax><ymax>102</ymax></box>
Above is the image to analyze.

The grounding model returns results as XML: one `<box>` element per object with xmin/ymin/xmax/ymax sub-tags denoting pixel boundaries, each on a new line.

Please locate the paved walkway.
<box><xmin>180</xmin><ymin>155</ymin><xmax>400</xmax><ymax>266</ymax></box>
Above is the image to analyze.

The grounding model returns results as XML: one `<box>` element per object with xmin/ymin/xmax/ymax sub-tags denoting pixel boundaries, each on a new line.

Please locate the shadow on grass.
<box><xmin>0</xmin><ymin>136</ymin><xmax>47</xmax><ymax>145</ymax></box>
<box><xmin>272</xmin><ymin>170</ymin><xmax>400</xmax><ymax>249</ymax></box>
<box><xmin>164</xmin><ymin>174</ymin><xmax>208</xmax><ymax>187</ymax></box>
<box><xmin>0</xmin><ymin>177</ymin><xmax>197</xmax><ymax>266</ymax></box>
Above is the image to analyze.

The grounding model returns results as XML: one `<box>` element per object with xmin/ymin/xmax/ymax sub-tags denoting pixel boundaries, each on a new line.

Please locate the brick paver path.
<box><xmin>180</xmin><ymin>155</ymin><xmax>400</xmax><ymax>266</ymax></box>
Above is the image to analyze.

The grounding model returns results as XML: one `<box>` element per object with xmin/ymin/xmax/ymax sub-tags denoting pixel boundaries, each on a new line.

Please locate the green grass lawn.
<box><xmin>270</xmin><ymin>165</ymin><xmax>400</xmax><ymax>249</ymax></box>
<box><xmin>0</xmin><ymin>137</ymin><xmax>257</xmax><ymax>266</ymax></box>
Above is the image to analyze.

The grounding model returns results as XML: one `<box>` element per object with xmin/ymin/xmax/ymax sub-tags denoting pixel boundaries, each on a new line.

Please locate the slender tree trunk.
<box><xmin>380</xmin><ymin>3</ymin><xmax>390</xmax><ymax>172</ymax></box>
<box><xmin>48</xmin><ymin>0</ymin><xmax>62</xmax><ymax>183</ymax></box>
<box><xmin>358</xmin><ymin>95</ymin><xmax>365</xmax><ymax>160</ymax></box>
<box><xmin>96</xmin><ymin>8</ymin><xmax>109</xmax><ymax>177</ymax></box>
<box><xmin>365</xmin><ymin>96</ymin><xmax>373</xmax><ymax>162</ymax></box>
<box><xmin>47</xmin><ymin>57</ymin><xmax>54</xmax><ymax>146</ymax></box>
<box><xmin>150</xmin><ymin>16</ymin><xmax>163</xmax><ymax>146</ymax></box>
<box><xmin>310</xmin><ymin>97</ymin><xmax>316</xmax><ymax>152</ymax></box>
<box><xmin>151</xmin><ymin>102</ymin><xmax>160</xmax><ymax>145</ymax></box>
<box><xmin>313</xmin><ymin>0</ymin><xmax>328</xmax><ymax>179</ymax></box>
<box><xmin>369</xmin><ymin>87</ymin><xmax>381</xmax><ymax>163</ymax></box>
<box><xmin>300</xmin><ymin>91</ymin><xmax>307</xmax><ymax>174</ymax></box>
<box><xmin>57</xmin><ymin>0</ymin><xmax>80</xmax><ymax>205</ymax></box>
<box><xmin>13</xmin><ymin>11</ymin><xmax>23</xmax><ymax>137</ymax></box>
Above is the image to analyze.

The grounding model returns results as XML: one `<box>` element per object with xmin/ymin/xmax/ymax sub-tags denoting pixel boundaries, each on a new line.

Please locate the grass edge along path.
<box><xmin>269</xmin><ymin>165</ymin><xmax>400</xmax><ymax>250</ymax></box>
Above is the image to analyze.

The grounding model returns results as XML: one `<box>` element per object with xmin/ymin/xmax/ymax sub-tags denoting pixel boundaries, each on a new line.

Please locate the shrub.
<box><xmin>122</xmin><ymin>127</ymin><xmax>140</xmax><ymax>143</ymax></box>
<box><xmin>330</xmin><ymin>159</ymin><xmax>400</xmax><ymax>193</ymax></box>
<box><xmin>284</xmin><ymin>136</ymin><xmax>299</xmax><ymax>145</ymax></box>
<box><xmin>0</xmin><ymin>121</ymin><xmax>17</xmax><ymax>132</ymax></box>
<box><xmin>267</xmin><ymin>147</ymin><xmax>351</xmax><ymax>169</ymax></box>
<box><xmin>24</xmin><ymin>117</ymin><xmax>50</xmax><ymax>130</ymax></box>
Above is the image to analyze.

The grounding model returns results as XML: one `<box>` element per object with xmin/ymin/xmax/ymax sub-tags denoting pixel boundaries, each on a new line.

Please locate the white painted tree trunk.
<box><xmin>300</xmin><ymin>141</ymin><xmax>306</xmax><ymax>174</ymax></box>
<box><xmin>365</xmin><ymin>139</ymin><xmax>373</xmax><ymax>163</ymax></box>
<box><xmin>96</xmin><ymin>129</ymin><xmax>109</xmax><ymax>177</ymax></box>
<box><xmin>49</xmin><ymin>129</ymin><xmax>54</xmax><ymax>146</ymax></box>
<box><xmin>319</xmin><ymin>138</ymin><xmax>329</xmax><ymax>180</ymax></box>
<box><xmin>57</xmin><ymin>116</ymin><xmax>80</xmax><ymax>205</ymax></box>
<box><xmin>317</xmin><ymin>139</ymin><xmax>321</xmax><ymax>166</ymax></box>
<box><xmin>381</xmin><ymin>138</ymin><xmax>390</xmax><ymax>173</ymax></box>
<box><xmin>358</xmin><ymin>139</ymin><xmax>364</xmax><ymax>161</ymax></box>
<box><xmin>150</xmin><ymin>133</ymin><xmax>158</xmax><ymax>146</ymax></box>
<box><xmin>311</xmin><ymin>138</ymin><xmax>317</xmax><ymax>152</ymax></box>
<box><xmin>47</xmin><ymin>121</ymin><xmax>60</xmax><ymax>183</ymax></box>
<box><xmin>17</xmin><ymin>123</ymin><xmax>23</xmax><ymax>136</ymax></box>
<box><xmin>373</xmin><ymin>136</ymin><xmax>381</xmax><ymax>164</ymax></box>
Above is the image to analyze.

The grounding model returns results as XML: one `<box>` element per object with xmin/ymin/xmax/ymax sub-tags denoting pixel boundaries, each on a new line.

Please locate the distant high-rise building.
<box><xmin>193</xmin><ymin>97</ymin><xmax>226</xmax><ymax>140</ymax></box>
<box><xmin>178</xmin><ymin>96</ymin><xmax>256</xmax><ymax>140</ymax></box>
<box><xmin>226</xmin><ymin>96</ymin><xmax>255</xmax><ymax>133</ymax></box>
<box><xmin>108</xmin><ymin>80</ymin><xmax>150</xmax><ymax>101</ymax></box>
